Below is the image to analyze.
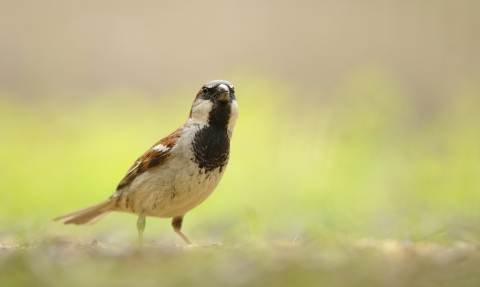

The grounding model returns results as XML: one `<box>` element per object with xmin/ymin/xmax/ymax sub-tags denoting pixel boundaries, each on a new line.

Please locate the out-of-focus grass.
<box><xmin>1</xmin><ymin>240</ymin><xmax>480</xmax><ymax>287</ymax></box>
<box><xmin>1</xmin><ymin>70</ymin><xmax>480</xmax><ymax>286</ymax></box>
<box><xmin>1</xmin><ymin>71</ymin><xmax>480</xmax><ymax>245</ymax></box>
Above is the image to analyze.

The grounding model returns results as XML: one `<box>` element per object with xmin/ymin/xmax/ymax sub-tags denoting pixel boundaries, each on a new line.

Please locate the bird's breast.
<box><xmin>115</xmin><ymin>133</ymin><xmax>229</xmax><ymax>218</ymax></box>
<box><xmin>190</xmin><ymin>124</ymin><xmax>230</xmax><ymax>173</ymax></box>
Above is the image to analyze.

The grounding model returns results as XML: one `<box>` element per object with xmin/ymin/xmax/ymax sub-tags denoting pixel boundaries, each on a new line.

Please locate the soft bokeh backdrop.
<box><xmin>1</xmin><ymin>1</ymin><xmax>480</xmax><ymax>247</ymax></box>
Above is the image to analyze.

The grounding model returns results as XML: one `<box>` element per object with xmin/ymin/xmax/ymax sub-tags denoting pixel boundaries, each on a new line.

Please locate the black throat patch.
<box><xmin>191</xmin><ymin>101</ymin><xmax>231</xmax><ymax>173</ymax></box>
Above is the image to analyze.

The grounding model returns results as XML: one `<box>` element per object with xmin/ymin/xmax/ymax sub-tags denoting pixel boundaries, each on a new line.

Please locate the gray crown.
<box><xmin>204</xmin><ymin>80</ymin><xmax>233</xmax><ymax>89</ymax></box>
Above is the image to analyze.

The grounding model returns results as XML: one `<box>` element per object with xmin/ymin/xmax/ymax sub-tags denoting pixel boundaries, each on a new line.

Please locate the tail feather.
<box><xmin>54</xmin><ymin>200</ymin><xmax>114</xmax><ymax>225</ymax></box>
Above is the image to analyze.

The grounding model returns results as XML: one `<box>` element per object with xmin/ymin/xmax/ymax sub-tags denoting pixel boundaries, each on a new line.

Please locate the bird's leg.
<box><xmin>172</xmin><ymin>215</ymin><xmax>192</xmax><ymax>245</ymax></box>
<box><xmin>137</xmin><ymin>211</ymin><xmax>146</xmax><ymax>245</ymax></box>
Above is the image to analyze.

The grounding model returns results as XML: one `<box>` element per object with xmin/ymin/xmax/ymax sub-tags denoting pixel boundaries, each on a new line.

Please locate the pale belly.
<box><xmin>113</xmin><ymin>157</ymin><xmax>226</xmax><ymax>218</ymax></box>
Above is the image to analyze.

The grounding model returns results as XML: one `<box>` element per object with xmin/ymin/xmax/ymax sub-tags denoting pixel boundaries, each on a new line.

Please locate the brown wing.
<box><xmin>116</xmin><ymin>128</ymin><xmax>182</xmax><ymax>190</ymax></box>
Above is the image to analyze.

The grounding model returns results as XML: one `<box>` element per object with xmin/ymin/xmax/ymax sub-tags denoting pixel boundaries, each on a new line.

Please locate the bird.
<box><xmin>54</xmin><ymin>80</ymin><xmax>238</xmax><ymax>245</ymax></box>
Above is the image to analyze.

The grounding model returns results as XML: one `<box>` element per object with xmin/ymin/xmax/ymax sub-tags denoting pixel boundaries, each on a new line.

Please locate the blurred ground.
<box><xmin>1</xmin><ymin>240</ymin><xmax>480</xmax><ymax>287</ymax></box>
<box><xmin>1</xmin><ymin>1</ymin><xmax>480</xmax><ymax>286</ymax></box>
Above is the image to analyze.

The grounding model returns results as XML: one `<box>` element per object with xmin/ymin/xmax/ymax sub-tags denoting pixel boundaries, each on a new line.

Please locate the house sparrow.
<box><xmin>54</xmin><ymin>80</ymin><xmax>238</xmax><ymax>245</ymax></box>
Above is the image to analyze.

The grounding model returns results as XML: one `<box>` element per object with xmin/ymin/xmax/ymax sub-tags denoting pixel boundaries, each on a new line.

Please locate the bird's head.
<box><xmin>189</xmin><ymin>80</ymin><xmax>238</xmax><ymax>134</ymax></box>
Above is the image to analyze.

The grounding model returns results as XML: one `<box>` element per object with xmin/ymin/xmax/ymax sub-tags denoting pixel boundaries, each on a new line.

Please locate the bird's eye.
<box><xmin>202</xmin><ymin>87</ymin><xmax>208</xmax><ymax>94</ymax></box>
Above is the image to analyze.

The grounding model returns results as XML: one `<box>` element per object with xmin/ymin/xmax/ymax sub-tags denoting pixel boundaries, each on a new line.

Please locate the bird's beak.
<box><xmin>215</xmin><ymin>84</ymin><xmax>230</xmax><ymax>102</ymax></box>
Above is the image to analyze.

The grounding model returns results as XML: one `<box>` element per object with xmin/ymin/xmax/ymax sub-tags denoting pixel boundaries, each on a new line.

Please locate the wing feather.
<box><xmin>115</xmin><ymin>128</ymin><xmax>182</xmax><ymax>190</ymax></box>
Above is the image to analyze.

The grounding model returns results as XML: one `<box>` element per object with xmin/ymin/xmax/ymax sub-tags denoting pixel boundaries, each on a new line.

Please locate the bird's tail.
<box><xmin>54</xmin><ymin>200</ymin><xmax>114</xmax><ymax>225</ymax></box>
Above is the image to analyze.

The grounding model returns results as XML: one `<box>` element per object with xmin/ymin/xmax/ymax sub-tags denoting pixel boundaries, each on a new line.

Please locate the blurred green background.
<box><xmin>1</xmin><ymin>1</ymin><xmax>480</xmax><ymax>247</ymax></box>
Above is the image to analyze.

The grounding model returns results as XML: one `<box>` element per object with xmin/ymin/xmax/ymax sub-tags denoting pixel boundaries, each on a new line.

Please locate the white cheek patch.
<box><xmin>227</xmin><ymin>100</ymin><xmax>239</xmax><ymax>138</ymax></box>
<box><xmin>152</xmin><ymin>144</ymin><xmax>169</xmax><ymax>152</ymax></box>
<box><xmin>191</xmin><ymin>99</ymin><xmax>213</xmax><ymax>123</ymax></box>
<box><xmin>229</xmin><ymin>100</ymin><xmax>239</xmax><ymax>127</ymax></box>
